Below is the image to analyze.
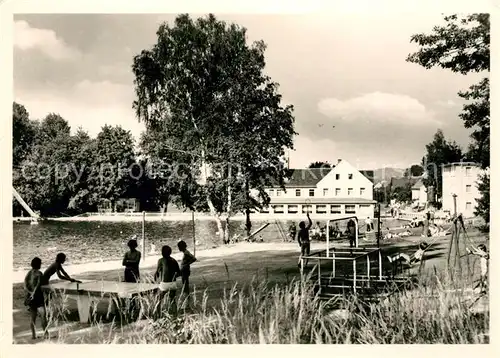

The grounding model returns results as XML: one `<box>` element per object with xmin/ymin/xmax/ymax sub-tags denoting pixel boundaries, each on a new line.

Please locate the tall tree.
<box><xmin>13</xmin><ymin>102</ymin><xmax>37</xmax><ymax>168</ymax></box>
<box><xmin>421</xmin><ymin>129</ymin><xmax>463</xmax><ymax>202</ymax></box>
<box><xmin>66</xmin><ymin>128</ymin><xmax>98</xmax><ymax>213</ymax></box>
<box><xmin>132</xmin><ymin>14</ymin><xmax>295</xmax><ymax>243</ymax></box>
<box><xmin>17</xmin><ymin>114</ymin><xmax>74</xmax><ymax>216</ymax></box>
<box><xmin>90</xmin><ymin>125</ymin><xmax>137</xmax><ymax>209</ymax></box>
<box><xmin>407</xmin><ymin>13</ymin><xmax>489</xmax><ymax>221</ymax></box>
<box><xmin>308</xmin><ymin>161</ymin><xmax>332</xmax><ymax>169</ymax></box>
<box><xmin>404</xmin><ymin>164</ymin><xmax>424</xmax><ymax>178</ymax></box>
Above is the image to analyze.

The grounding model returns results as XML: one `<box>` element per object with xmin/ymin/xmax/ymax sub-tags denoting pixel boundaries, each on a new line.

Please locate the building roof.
<box><xmin>282</xmin><ymin>168</ymin><xmax>333</xmax><ymax>187</ymax></box>
<box><xmin>411</xmin><ymin>178</ymin><xmax>425</xmax><ymax>190</ymax></box>
<box><xmin>442</xmin><ymin>162</ymin><xmax>481</xmax><ymax>168</ymax></box>
<box><xmin>270</xmin><ymin>168</ymin><xmax>375</xmax><ymax>188</ymax></box>
<box><xmin>269</xmin><ymin>197</ymin><xmax>377</xmax><ymax>205</ymax></box>
<box><xmin>390</xmin><ymin>177</ymin><xmax>420</xmax><ymax>190</ymax></box>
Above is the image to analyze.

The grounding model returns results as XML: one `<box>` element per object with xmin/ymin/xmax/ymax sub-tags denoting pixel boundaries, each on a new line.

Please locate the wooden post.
<box><xmin>192</xmin><ymin>211</ymin><xmax>196</xmax><ymax>256</ymax></box>
<box><xmin>366</xmin><ymin>255</ymin><xmax>371</xmax><ymax>283</ymax></box>
<box><xmin>378</xmin><ymin>249</ymin><xmax>382</xmax><ymax>280</ymax></box>
<box><xmin>353</xmin><ymin>258</ymin><xmax>357</xmax><ymax>294</ymax></box>
<box><xmin>142</xmin><ymin>211</ymin><xmax>146</xmax><ymax>261</ymax></box>
<box><xmin>318</xmin><ymin>258</ymin><xmax>321</xmax><ymax>294</ymax></box>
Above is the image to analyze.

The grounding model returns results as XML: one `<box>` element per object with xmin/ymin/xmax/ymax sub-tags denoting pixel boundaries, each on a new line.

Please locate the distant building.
<box><xmin>97</xmin><ymin>198</ymin><xmax>140</xmax><ymax>213</ymax></box>
<box><xmin>441</xmin><ymin>162</ymin><xmax>483</xmax><ymax>218</ymax></box>
<box><xmin>411</xmin><ymin>178</ymin><xmax>427</xmax><ymax>207</ymax></box>
<box><xmin>262</xmin><ymin>159</ymin><xmax>376</xmax><ymax>219</ymax></box>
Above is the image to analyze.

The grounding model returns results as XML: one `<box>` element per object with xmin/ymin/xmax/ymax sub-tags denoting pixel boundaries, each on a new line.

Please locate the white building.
<box><xmin>411</xmin><ymin>178</ymin><xmax>427</xmax><ymax>207</ymax></box>
<box><xmin>261</xmin><ymin>159</ymin><xmax>375</xmax><ymax>219</ymax></box>
<box><xmin>441</xmin><ymin>162</ymin><xmax>483</xmax><ymax>218</ymax></box>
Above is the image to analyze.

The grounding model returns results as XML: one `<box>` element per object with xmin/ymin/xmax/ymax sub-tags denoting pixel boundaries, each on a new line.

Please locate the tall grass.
<box><xmin>41</xmin><ymin>270</ymin><xmax>488</xmax><ymax>344</ymax></box>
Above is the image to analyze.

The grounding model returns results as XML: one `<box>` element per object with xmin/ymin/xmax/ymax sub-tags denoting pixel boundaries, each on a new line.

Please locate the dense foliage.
<box><xmin>132</xmin><ymin>14</ymin><xmax>296</xmax><ymax>242</ymax></box>
<box><xmin>408</xmin><ymin>14</ymin><xmax>489</xmax><ymax>222</ymax></box>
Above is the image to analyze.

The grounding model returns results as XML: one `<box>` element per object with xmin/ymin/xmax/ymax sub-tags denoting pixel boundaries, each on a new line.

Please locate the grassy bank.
<box><xmin>19</xmin><ymin>274</ymin><xmax>489</xmax><ymax>344</ymax></box>
<box><xmin>13</xmin><ymin>230</ymin><xmax>489</xmax><ymax>344</ymax></box>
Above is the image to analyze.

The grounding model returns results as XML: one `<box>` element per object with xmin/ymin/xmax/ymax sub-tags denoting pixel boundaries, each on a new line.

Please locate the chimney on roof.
<box><xmin>337</xmin><ymin>159</ymin><xmax>341</xmax><ymax>164</ymax></box>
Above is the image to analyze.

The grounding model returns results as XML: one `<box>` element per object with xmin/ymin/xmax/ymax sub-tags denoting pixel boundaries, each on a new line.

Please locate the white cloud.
<box><xmin>317</xmin><ymin>92</ymin><xmax>439</xmax><ymax>126</ymax></box>
<box><xmin>435</xmin><ymin>99</ymin><xmax>458</xmax><ymax>108</ymax></box>
<box><xmin>16</xmin><ymin>80</ymin><xmax>144</xmax><ymax>140</ymax></box>
<box><xmin>14</xmin><ymin>20</ymin><xmax>81</xmax><ymax>61</ymax></box>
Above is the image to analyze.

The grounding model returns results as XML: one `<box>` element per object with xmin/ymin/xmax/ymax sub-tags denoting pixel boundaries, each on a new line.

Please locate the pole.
<box><xmin>326</xmin><ymin>219</ymin><xmax>330</xmax><ymax>257</ymax></box>
<box><xmin>377</xmin><ymin>203</ymin><xmax>381</xmax><ymax>248</ymax></box>
<box><xmin>378</xmin><ymin>249</ymin><xmax>382</xmax><ymax>280</ymax></box>
<box><xmin>353</xmin><ymin>258</ymin><xmax>357</xmax><ymax>294</ymax></box>
<box><xmin>142</xmin><ymin>211</ymin><xmax>146</xmax><ymax>261</ymax></box>
<box><xmin>192</xmin><ymin>211</ymin><xmax>196</xmax><ymax>256</ymax></box>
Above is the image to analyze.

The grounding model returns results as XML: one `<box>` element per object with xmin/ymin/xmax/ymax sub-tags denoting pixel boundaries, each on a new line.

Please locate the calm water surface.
<box><xmin>13</xmin><ymin>217</ymin><xmax>400</xmax><ymax>270</ymax></box>
<box><xmin>13</xmin><ymin>219</ymin><xmax>286</xmax><ymax>270</ymax></box>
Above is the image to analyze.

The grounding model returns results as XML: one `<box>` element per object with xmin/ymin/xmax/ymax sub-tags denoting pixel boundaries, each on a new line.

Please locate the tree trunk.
<box><xmin>223</xmin><ymin>162</ymin><xmax>233</xmax><ymax>244</ymax></box>
<box><xmin>245</xmin><ymin>179</ymin><xmax>252</xmax><ymax>238</ymax></box>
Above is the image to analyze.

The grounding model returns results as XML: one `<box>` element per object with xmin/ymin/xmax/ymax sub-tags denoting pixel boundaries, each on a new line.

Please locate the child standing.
<box><xmin>24</xmin><ymin>257</ymin><xmax>48</xmax><ymax>340</ymax></box>
<box><xmin>154</xmin><ymin>245</ymin><xmax>181</xmax><ymax>315</ymax></box>
<box><xmin>122</xmin><ymin>239</ymin><xmax>141</xmax><ymax>283</ymax></box>
<box><xmin>469</xmin><ymin>244</ymin><xmax>489</xmax><ymax>293</ymax></box>
<box><xmin>297</xmin><ymin>213</ymin><xmax>313</xmax><ymax>267</ymax></box>
<box><xmin>177</xmin><ymin>240</ymin><xmax>197</xmax><ymax>297</ymax></box>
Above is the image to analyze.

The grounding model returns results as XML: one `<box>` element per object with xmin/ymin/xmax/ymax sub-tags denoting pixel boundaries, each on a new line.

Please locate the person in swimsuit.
<box><xmin>154</xmin><ymin>245</ymin><xmax>181</xmax><ymax>315</ymax></box>
<box><xmin>24</xmin><ymin>257</ymin><xmax>48</xmax><ymax>340</ymax></box>
<box><xmin>122</xmin><ymin>239</ymin><xmax>141</xmax><ymax>283</ymax></box>
<box><xmin>41</xmin><ymin>253</ymin><xmax>80</xmax><ymax>285</ymax></box>
<box><xmin>347</xmin><ymin>219</ymin><xmax>356</xmax><ymax>247</ymax></box>
<box><xmin>177</xmin><ymin>240</ymin><xmax>197</xmax><ymax>298</ymax></box>
<box><xmin>297</xmin><ymin>212</ymin><xmax>312</xmax><ymax>267</ymax></box>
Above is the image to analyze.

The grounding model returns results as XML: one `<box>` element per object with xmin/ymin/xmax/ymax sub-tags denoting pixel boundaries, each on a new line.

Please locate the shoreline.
<box><xmin>13</xmin><ymin>212</ymin><xmax>391</xmax><ymax>223</ymax></box>
<box><xmin>12</xmin><ymin>241</ymin><xmax>329</xmax><ymax>284</ymax></box>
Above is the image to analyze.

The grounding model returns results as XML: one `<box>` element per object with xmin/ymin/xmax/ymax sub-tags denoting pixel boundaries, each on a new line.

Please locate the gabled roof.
<box><xmin>268</xmin><ymin>167</ymin><xmax>374</xmax><ymax>188</ymax></box>
<box><xmin>282</xmin><ymin>168</ymin><xmax>333</xmax><ymax>188</ymax></box>
<box><xmin>411</xmin><ymin>179</ymin><xmax>425</xmax><ymax>189</ymax></box>
<box><xmin>390</xmin><ymin>177</ymin><xmax>419</xmax><ymax>190</ymax></box>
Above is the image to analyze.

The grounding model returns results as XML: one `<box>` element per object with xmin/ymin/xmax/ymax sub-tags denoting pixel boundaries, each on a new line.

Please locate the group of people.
<box><xmin>23</xmin><ymin>253</ymin><xmax>81</xmax><ymax>340</ymax></box>
<box><xmin>24</xmin><ymin>238</ymin><xmax>197</xmax><ymax>340</ymax></box>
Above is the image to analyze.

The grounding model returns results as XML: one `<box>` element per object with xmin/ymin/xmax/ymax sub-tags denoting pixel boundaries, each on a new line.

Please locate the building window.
<box><xmin>272</xmin><ymin>205</ymin><xmax>284</xmax><ymax>213</ymax></box>
<box><xmin>269</xmin><ymin>189</ymin><xmax>274</xmax><ymax>196</ymax></box>
<box><xmin>260</xmin><ymin>207</ymin><xmax>269</xmax><ymax>213</ymax></box>
<box><xmin>302</xmin><ymin>205</ymin><xmax>312</xmax><ymax>214</ymax></box>
<box><xmin>348</xmin><ymin>174</ymin><xmax>353</xmax><ymax>180</ymax></box>
<box><xmin>345</xmin><ymin>205</ymin><xmax>356</xmax><ymax>214</ymax></box>
<box><xmin>309</xmin><ymin>189</ymin><xmax>315</xmax><ymax>197</ymax></box>
<box><xmin>330</xmin><ymin>205</ymin><xmax>341</xmax><ymax>214</ymax></box>
<box><xmin>466</xmin><ymin>202</ymin><xmax>472</xmax><ymax>211</ymax></box>
<box><xmin>335</xmin><ymin>188</ymin><xmax>341</xmax><ymax>196</ymax></box>
<box><xmin>347</xmin><ymin>188</ymin><xmax>353</xmax><ymax>196</ymax></box>
<box><xmin>335</xmin><ymin>174</ymin><xmax>340</xmax><ymax>180</ymax></box>
<box><xmin>466</xmin><ymin>185</ymin><xmax>471</xmax><ymax>193</ymax></box>
<box><xmin>465</xmin><ymin>167</ymin><xmax>471</xmax><ymax>176</ymax></box>
<box><xmin>360</xmin><ymin>187</ymin><xmax>365</xmax><ymax>196</ymax></box>
<box><xmin>276</xmin><ymin>190</ymin><xmax>282</xmax><ymax>197</ymax></box>
<box><xmin>316</xmin><ymin>205</ymin><xmax>327</xmax><ymax>214</ymax></box>
<box><xmin>288</xmin><ymin>205</ymin><xmax>298</xmax><ymax>214</ymax></box>
<box><xmin>323</xmin><ymin>188</ymin><xmax>328</xmax><ymax>196</ymax></box>
<box><xmin>295</xmin><ymin>189</ymin><xmax>301</xmax><ymax>197</ymax></box>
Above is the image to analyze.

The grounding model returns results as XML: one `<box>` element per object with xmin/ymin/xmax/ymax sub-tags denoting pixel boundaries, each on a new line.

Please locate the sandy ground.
<box><xmin>12</xmin><ymin>230</ymin><xmax>488</xmax><ymax>344</ymax></box>
<box><xmin>12</xmin><ymin>242</ymin><xmax>328</xmax><ymax>284</ymax></box>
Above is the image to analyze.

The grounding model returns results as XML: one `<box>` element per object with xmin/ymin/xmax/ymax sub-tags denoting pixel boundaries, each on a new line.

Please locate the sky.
<box><xmin>13</xmin><ymin>13</ymin><xmax>483</xmax><ymax>170</ymax></box>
